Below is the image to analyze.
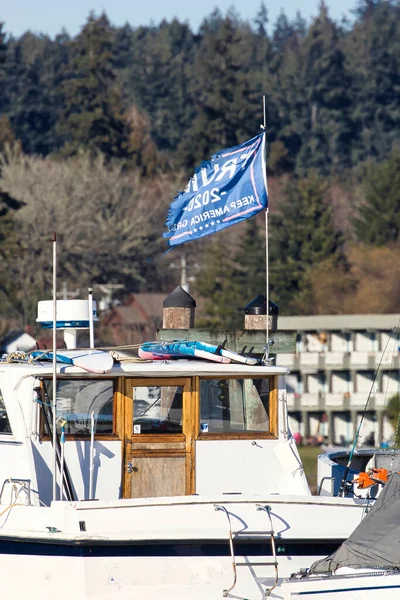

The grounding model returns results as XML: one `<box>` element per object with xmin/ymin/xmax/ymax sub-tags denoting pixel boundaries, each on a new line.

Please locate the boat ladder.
<box><xmin>214</xmin><ymin>503</ymin><xmax>278</xmax><ymax>597</ymax></box>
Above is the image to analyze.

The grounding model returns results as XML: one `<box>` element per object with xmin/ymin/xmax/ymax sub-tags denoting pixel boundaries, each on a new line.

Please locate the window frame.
<box><xmin>195</xmin><ymin>375</ymin><xmax>279</xmax><ymax>440</ymax></box>
<box><xmin>131</xmin><ymin>380</ymin><xmax>185</xmax><ymax>437</ymax></box>
<box><xmin>39</xmin><ymin>376</ymin><xmax>120</xmax><ymax>441</ymax></box>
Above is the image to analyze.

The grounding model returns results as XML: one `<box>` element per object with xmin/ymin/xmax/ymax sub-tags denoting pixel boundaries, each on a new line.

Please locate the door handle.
<box><xmin>127</xmin><ymin>461</ymin><xmax>134</xmax><ymax>473</ymax></box>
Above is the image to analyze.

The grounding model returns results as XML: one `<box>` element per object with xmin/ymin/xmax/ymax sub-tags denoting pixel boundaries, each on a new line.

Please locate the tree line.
<box><xmin>0</xmin><ymin>0</ymin><xmax>399</xmax><ymax>336</ymax></box>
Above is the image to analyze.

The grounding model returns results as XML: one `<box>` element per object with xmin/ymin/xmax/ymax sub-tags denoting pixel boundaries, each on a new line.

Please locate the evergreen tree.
<box><xmin>253</xmin><ymin>2</ymin><xmax>269</xmax><ymax>36</ymax></box>
<box><xmin>344</xmin><ymin>0</ymin><xmax>400</xmax><ymax>163</ymax></box>
<box><xmin>234</xmin><ymin>218</ymin><xmax>266</xmax><ymax>304</ymax></box>
<box><xmin>112</xmin><ymin>23</ymin><xmax>134</xmax><ymax>99</ymax></box>
<box><xmin>353</xmin><ymin>0</ymin><xmax>382</xmax><ymax>20</ymax></box>
<box><xmin>0</xmin><ymin>31</ymin><xmax>24</xmax><ymax>264</ymax></box>
<box><xmin>126</xmin><ymin>19</ymin><xmax>195</xmax><ymax>155</ymax></box>
<box><xmin>0</xmin><ymin>22</ymin><xmax>7</xmax><ymax>113</ymax></box>
<box><xmin>296</xmin><ymin>3</ymin><xmax>354</xmax><ymax>173</ymax></box>
<box><xmin>269</xmin><ymin>172</ymin><xmax>344</xmax><ymax>313</ymax></box>
<box><xmin>353</xmin><ymin>149</ymin><xmax>400</xmax><ymax>245</ymax></box>
<box><xmin>194</xmin><ymin>236</ymin><xmax>243</xmax><ymax>329</ymax></box>
<box><xmin>272</xmin><ymin>10</ymin><xmax>296</xmax><ymax>53</ymax></box>
<box><xmin>267</xmin><ymin>11</ymin><xmax>308</xmax><ymax>173</ymax></box>
<box><xmin>248</xmin><ymin>5</ymin><xmax>281</xmax><ymax>154</ymax></box>
<box><xmin>5</xmin><ymin>36</ymin><xmax>68</xmax><ymax>156</ymax></box>
<box><xmin>58</xmin><ymin>13</ymin><xmax>130</xmax><ymax>159</ymax></box>
<box><xmin>275</xmin><ymin>3</ymin><xmax>353</xmax><ymax>175</ymax></box>
<box><xmin>176</xmin><ymin>15</ymin><xmax>258</xmax><ymax>169</ymax></box>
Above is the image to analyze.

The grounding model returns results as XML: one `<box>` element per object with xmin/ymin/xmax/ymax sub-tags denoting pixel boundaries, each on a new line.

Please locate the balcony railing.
<box><xmin>276</xmin><ymin>351</ymin><xmax>399</xmax><ymax>371</ymax></box>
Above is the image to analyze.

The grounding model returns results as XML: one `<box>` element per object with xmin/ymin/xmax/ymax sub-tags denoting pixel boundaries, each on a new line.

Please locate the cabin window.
<box><xmin>0</xmin><ymin>389</ymin><xmax>12</xmax><ymax>435</ymax></box>
<box><xmin>44</xmin><ymin>379</ymin><xmax>114</xmax><ymax>436</ymax></box>
<box><xmin>199</xmin><ymin>378</ymin><xmax>270</xmax><ymax>433</ymax></box>
<box><xmin>132</xmin><ymin>385</ymin><xmax>183</xmax><ymax>434</ymax></box>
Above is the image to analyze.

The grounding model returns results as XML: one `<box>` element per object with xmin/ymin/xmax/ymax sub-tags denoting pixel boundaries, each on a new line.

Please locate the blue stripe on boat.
<box><xmin>0</xmin><ymin>538</ymin><xmax>343</xmax><ymax>557</ymax></box>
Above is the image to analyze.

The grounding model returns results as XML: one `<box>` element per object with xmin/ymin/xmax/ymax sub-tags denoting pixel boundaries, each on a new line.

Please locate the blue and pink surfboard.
<box><xmin>138</xmin><ymin>341</ymin><xmax>258</xmax><ymax>365</ymax></box>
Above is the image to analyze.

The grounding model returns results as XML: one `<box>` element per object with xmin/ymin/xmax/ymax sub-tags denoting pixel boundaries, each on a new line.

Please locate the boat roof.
<box><xmin>0</xmin><ymin>356</ymin><xmax>289</xmax><ymax>378</ymax></box>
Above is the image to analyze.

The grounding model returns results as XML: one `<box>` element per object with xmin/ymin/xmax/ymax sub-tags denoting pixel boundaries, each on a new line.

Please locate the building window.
<box><xmin>44</xmin><ymin>379</ymin><xmax>114</xmax><ymax>435</ymax></box>
<box><xmin>132</xmin><ymin>385</ymin><xmax>183</xmax><ymax>434</ymax></box>
<box><xmin>286</xmin><ymin>372</ymin><xmax>301</xmax><ymax>394</ymax></box>
<box><xmin>0</xmin><ymin>389</ymin><xmax>12</xmax><ymax>435</ymax></box>
<box><xmin>306</xmin><ymin>372</ymin><xmax>326</xmax><ymax>394</ymax></box>
<box><xmin>331</xmin><ymin>371</ymin><xmax>351</xmax><ymax>394</ymax></box>
<box><xmin>200</xmin><ymin>378</ymin><xmax>270</xmax><ymax>433</ymax></box>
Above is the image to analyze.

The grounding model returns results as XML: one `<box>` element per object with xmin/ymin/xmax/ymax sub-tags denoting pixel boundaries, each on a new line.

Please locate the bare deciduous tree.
<box><xmin>0</xmin><ymin>147</ymin><xmax>182</xmax><ymax>327</ymax></box>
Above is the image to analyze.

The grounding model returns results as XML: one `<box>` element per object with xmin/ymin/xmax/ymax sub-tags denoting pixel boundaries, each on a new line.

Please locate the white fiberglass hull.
<box><xmin>0</xmin><ymin>494</ymin><xmax>371</xmax><ymax>600</ymax></box>
<box><xmin>0</xmin><ymin>554</ymin><xmax>325</xmax><ymax>600</ymax></box>
<box><xmin>281</xmin><ymin>570</ymin><xmax>400</xmax><ymax>599</ymax></box>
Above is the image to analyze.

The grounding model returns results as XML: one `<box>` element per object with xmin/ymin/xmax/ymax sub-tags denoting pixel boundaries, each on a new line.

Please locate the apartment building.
<box><xmin>277</xmin><ymin>315</ymin><xmax>400</xmax><ymax>447</ymax></box>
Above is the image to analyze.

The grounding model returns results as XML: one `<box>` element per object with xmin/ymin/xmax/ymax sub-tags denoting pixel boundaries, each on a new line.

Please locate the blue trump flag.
<box><xmin>164</xmin><ymin>131</ymin><xmax>268</xmax><ymax>247</ymax></box>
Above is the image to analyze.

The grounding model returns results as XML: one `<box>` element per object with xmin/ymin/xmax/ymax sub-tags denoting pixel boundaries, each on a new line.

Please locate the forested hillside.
<box><xmin>0</xmin><ymin>0</ymin><xmax>399</xmax><ymax>335</ymax></box>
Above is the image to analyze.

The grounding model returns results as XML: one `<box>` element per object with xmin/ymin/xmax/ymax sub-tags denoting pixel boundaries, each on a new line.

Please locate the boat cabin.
<box><xmin>0</xmin><ymin>359</ymin><xmax>310</xmax><ymax>506</ymax></box>
<box><xmin>0</xmin><ymin>295</ymin><xmax>309</xmax><ymax>506</ymax></box>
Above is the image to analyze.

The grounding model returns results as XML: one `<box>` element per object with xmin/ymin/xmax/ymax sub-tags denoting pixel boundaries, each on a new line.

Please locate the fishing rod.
<box><xmin>35</xmin><ymin>382</ymin><xmax>76</xmax><ymax>501</ymax></box>
<box><xmin>338</xmin><ymin>327</ymin><xmax>398</xmax><ymax>496</ymax></box>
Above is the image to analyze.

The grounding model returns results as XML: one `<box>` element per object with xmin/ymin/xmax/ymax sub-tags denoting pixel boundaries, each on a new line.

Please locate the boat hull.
<box><xmin>0</xmin><ymin>551</ymin><xmax>335</xmax><ymax>599</ymax></box>
<box><xmin>0</xmin><ymin>494</ymin><xmax>370</xmax><ymax>599</ymax></box>
<box><xmin>281</xmin><ymin>571</ymin><xmax>400</xmax><ymax>599</ymax></box>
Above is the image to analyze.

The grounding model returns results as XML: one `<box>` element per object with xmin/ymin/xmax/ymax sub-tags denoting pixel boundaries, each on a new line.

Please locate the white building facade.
<box><xmin>278</xmin><ymin>315</ymin><xmax>400</xmax><ymax>447</ymax></box>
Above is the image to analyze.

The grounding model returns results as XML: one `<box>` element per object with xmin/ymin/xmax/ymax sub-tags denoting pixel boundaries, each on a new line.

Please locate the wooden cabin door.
<box><xmin>122</xmin><ymin>378</ymin><xmax>195</xmax><ymax>498</ymax></box>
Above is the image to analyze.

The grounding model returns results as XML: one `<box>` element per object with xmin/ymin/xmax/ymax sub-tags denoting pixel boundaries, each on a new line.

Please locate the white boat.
<box><xmin>317</xmin><ymin>446</ymin><xmax>400</xmax><ymax>498</ymax></box>
<box><xmin>0</xmin><ymin>298</ymin><xmax>385</xmax><ymax>600</ymax></box>
<box><xmin>281</xmin><ymin>472</ymin><xmax>400</xmax><ymax>599</ymax></box>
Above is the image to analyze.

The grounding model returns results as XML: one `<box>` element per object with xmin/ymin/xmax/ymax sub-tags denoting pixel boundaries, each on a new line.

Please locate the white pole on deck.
<box><xmin>88</xmin><ymin>287</ymin><xmax>94</xmax><ymax>349</ymax></box>
<box><xmin>89</xmin><ymin>411</ymin><xmax>95</xmax><ymax>500</ymax></box>
<box><xmin>262</xmin><ymin>95</ymin><xmax>270</xmax><ymax>362</ymax></box>
<box><xmin>52</xmin><ymin>232</ymin><xmax>58</xmax><ymax>502</ymax></box>
<box><xmin>59</xmin><ymin>419</ymin><xmax>66</xmax><ymax>500</ymax></box>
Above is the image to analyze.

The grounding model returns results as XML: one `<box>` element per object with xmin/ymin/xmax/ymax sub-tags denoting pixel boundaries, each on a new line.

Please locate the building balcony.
<box><xmin>300</xmin><ymin>353</ymin><xmax>320</xmax><ymax>367</ymax></box>
<box><xmin>286</xmin><ymin>391</ymin><xmax>391</xmax><ymax>412</ymax></box>
<box><xmin>324</xmin><ymin>393</ymin><xmax>346</xmax><ymax>407</ymax></box>
<box><xmin>277</xmin><ymin>351</ymin><xmax>399</xmax><ymax>372</ymax></box>
<box><xmin>324</xmin><ymin>352</ymin><xmax>344</xmax><ymax>366</ymax></box>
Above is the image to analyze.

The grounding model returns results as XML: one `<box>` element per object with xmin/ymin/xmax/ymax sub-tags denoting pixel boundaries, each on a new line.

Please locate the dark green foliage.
<box><xmin>0</xmin><ymin>22</ymin><xmax>7</xmax><ymax>113</ymax></box>
<box><xmin>0</xmin><ymin>4</ymin><xmax>399</xmax><ymax>174</ymax></box>
<box><xmin>269</xmin><ymin>172</ymin><xmax>344</xmax><ymax>313</ymax></box>
<box><xmin>344</xmin><ymin>1</ymin><xmax>400</xmax><ymax>163</ymax></box>
<box><xmin>112</xmin><ymin>23</ymin><xmax>134</xmax><ymax>98</ymax></box>
<box><xmin>234</xmin><ymin>218</ymin><xmax>266</xmax><ymax>304</ymax></box>
<box><xmin>5</xmin><ymin>36</ymin><xmax>68</xmax><ymax>155</ymax></box>
<box><xmin>353</xmin><ymin>0</ymin><xmax>383</xmax><ymax>20</ymax></box>
<box><xmin>296</xmin><ymin>6</ymin><xmax>354</xmax><ymax>173</ymax></box>
<box><xmin>176</xmin><ymin>15</ymin><xmax>260</xmax><ymax>169</ymax></box>
<box><xmin>58</xmin><ymin>13</ymin><xmax>131</xmax><ymax>159</ymax></box>
<box><xmin>194</xmin><ymin>236</ymin><xmax>243</xmax><ymax>329</ymax></box>
<box><xmin>275</xmin><ymin>5</ymin><xmax>354</xmax><ymax>175</ymax></box>
<box><xmin>253</xmin><ymin>2</ymin><xmax>269</xmax><ymax>36</ymax></box>
<box><xmin>122</xmin><ymin>19</ymin><xmax>195</xmax><ymax>156</ymax></box>
<box><xmin>272</xmin><ymin>10</ymin><xmax>297</xmax><ymax>52</ymax></box>
<box><xmin>353</xmin><ymin>150</ymin><xmax>400</xmax><ymax>245</ymax></box>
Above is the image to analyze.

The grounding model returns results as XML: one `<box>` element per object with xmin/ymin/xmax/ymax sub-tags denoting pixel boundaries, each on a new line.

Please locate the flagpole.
<box><xmin>262</xmin><ymin>94</ymin><xmax>269</xmax><ymax>362</ymax></box>
<box><xmin>52</xmin><ymin>232</ymin><xmax>58</xmax><ymax>502</ymax></box>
